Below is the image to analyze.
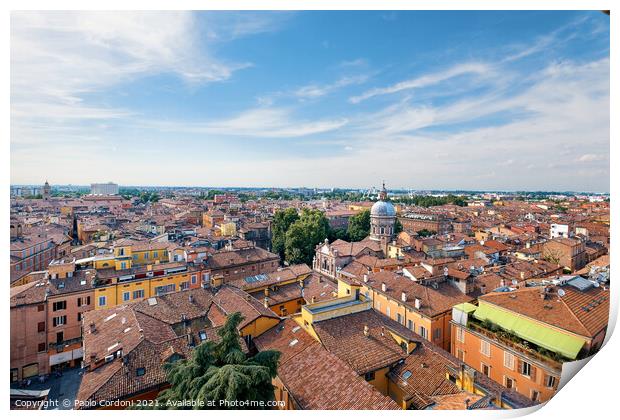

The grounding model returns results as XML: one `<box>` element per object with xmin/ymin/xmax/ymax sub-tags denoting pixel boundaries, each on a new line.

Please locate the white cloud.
<box><xmin>142</xmin><ymin>107</ymin><xmax>348</xmax><ymax>138</ymax></box>
<box><xmin>294</xmin><ymin>75</ymin><xmax>369</xmax><ymax>99</ymax></box>
<box><xmin>10</xmin><ymin>11</ymin><xmax>251</xmax><ymax>147</ymax></box>
<box><xmin>349</xmin><ymin>62</ymin><xmax>490</xmax><ymax>103</ymax></box>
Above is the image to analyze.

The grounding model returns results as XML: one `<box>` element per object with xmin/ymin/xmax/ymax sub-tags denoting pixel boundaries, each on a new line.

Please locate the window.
<box><xmin>155</xmin><ymin>284</ymin><xmax>176</xmax><ymax>296</ymax></box>
<box><xmin>386</xmin><ymin>307</ymin><xmax>391</xmax><ymax>317</ymax></box>
<box><xmin>52</xmin><ymin>301</ymin><xmax>67</xmax><ymax>311</ymax></box>
<box><xmin>191</xmin><ymin>275</ymin><xmax>197</xmax><ymax>284</ymax></box>
<box><xmin>153</xmin><ymin>251</ymin><xmax>158</xmax><ymax>258</ymax></box>
<box><xmin>504</xmin><ymin>351</ymin><xmax>515</xmax><ymax>370</ymax></box>
<box><xmin>77</xmin><ymin>313</ymin><xmax>82</xmax><ymax>322</ymax></box>
<box><xmin>419</xmin><ymin>326</ymin><xmax>428</xmax><ymax>339</ymax></box>
<box><xmin>364</xmin><ymin>371</ymin><xmax>375</xmax><ymax>382</ymax></box>
<box><xmin>376</xmin><ymin>301</ymin><xmax>381</xmax><ymax>311</ymax></box>
<box><xmin>457</xmin><ymin>349</ymin><xmax>465</xmax><ymax>361</ymax></box>
<box><xmin>52</xmin><ymin>315</ymin><xmax>67</xmax><ymax>327</ymax></box>
<box><xmin>520</xmin><ymin>361</ymin><xmax>532</xmax><ymax>377</ymax></box>
<box><xmin>481</xmin><ymin>363</ymin><xmax>490</xmax><ymax>376</ymax></box>
<box><xmin>505</xmin><ymin>377</ymin><xmax>515</xmax><ymax>389</ymax></box>
<box><xmin>545</xmin><ymin>375</ymin><xmax>557</xmax><ymax>388</ymax></box>
<box><xmin>99</xmin><ymin>296</ymin><xmax>107</xmax><ymax>307</ymax></box>
<box><xmin>433</xmin><ymin>328</ymin><xmax>441</xmax><ymax>340</ymax></box>
<box><xmin>456</xmin><ymin>326</ymin><xmax>465</xmax><ymax>343</ymax></box>
<box><xmin>480</xmin><ymin>340</ymin><xmax>491</xmax><ymax>357</ymax></box>
<box><xmin>37</xmin><ymin>322</ymin><xmax>45</xmax><ymax>332</ymax></box>
<box><xmin>77</xmin><ymin>297</ymin><xmax>82</xmax><ymax>307</ymax></box>
<box><xmin>87</xmin><ymin>296</ymin><xmax>91</xmax><ymax>305</ymax></box>
<box><xmin>199</xmin><ymin>331</ymin><xmax>207</xmax><ymax>341</ymax></box>
<box><xmin>123</xmin><ymin>292</ymin><xmax>130</xmax><ymax>302</ymax></box>
<box><xmin>180</xmin><ymin>282</ymin><xmax>189</xmax><ymax>291</ymax></box>
<box><xmin>397</xmin><ymin>313</ymin><xmax>402</xmax><ymax>324</ymax></box>
<box><xmin>408</xmin><ymin>320</ymin><xmax>414</xmax><ymax>331</ymax></box>
<box><xmin>531</xmin><ymin>390</ymin><xmax>540</xmax><ymax>402</ymax></box>
<box><xmin>38</xmin><ymin>343</ymin><xmax>46</xmax><ymax>352</ymax></box>
<box><xmin>133</xmin><ymin>289</ymin><xmax>144</xmax><ymax>299</ymax></box>
<box><xmin>121</xmin><ymin>262</ymin><xmax>127</xmax><ymax>270</ymax></box>
<box><xmin>136</xmin><ymin>367</ymin><xmax>146</xmax><ymax>377</ymax></box>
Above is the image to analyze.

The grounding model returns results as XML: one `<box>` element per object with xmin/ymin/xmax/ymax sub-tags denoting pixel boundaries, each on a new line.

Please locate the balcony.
<box><xmin>466</xmin><ymin>317</ymin><xmax>564</xmax><ymax>371</ymax></box>
<box><xmin>51</xmin><ymin>337</ymin><xmax>83</xmax><ymax>354</ymax></box>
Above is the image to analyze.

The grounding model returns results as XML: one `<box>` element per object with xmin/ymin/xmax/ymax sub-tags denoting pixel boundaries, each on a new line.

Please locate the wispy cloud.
<box><xmin>294</xmin><ymin>75</ymin><xmax>369</xmax><ymax>99</ymax></box>
<box><xmin>349</xmin><ymin>62</ymin><xmax>490</xmax><ymax>103</ymax></box>
<box><xmin>141</xmin><ymin>107</ymin><xmax>348</xmax><ymax>138</ymax></box>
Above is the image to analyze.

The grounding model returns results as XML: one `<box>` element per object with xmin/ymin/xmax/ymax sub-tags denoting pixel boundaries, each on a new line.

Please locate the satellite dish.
<box><xmin>557</xmin><ymin>288</ymin><xmax>566</xmax><ymax>297</ymax></box>
<box><xmin>593</xmin><ymin>282</ymin><xmax>600</xmax><ymax>288</ymax></box>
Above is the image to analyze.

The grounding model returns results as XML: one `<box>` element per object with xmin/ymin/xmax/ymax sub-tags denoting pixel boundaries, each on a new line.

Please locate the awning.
<box><xmin>454</xmin><ymin>302</ymin><xmax>477</xmax><ymax>314</ymax></box>
<box><xmin>473</xmin><ymin>302</ymin><xmax>586</xmax><ymax>360</ymax></box>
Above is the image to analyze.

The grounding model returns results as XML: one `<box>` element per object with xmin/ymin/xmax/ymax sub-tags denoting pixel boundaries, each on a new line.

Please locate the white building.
<box><xmin>550</xmin><ymin>223</ymin><xmax>569</xmax><ymax>239</ymax></box>
<box><xmin>90</xmin><ymin>182</ymin><xmax>119</xmax><ymax>195</ymax></box>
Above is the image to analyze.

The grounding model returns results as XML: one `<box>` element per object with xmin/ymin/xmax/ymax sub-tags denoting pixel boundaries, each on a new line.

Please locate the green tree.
<box><xmin>416</xmin><ymin>229</ymin><xmax>436</xmax><ymax>237</ymax></box>
<box><xmin>284</xmin><ymin>208</ymin><xmax>330</xmax><ymax>265</ymax></box>
<box><xmin>271</xmin><ymin>208</ymin><xmax>299</xmax><ymax>260</ymax></box>
<box><xmin>144</xmin><ymin>312</ymin><xmax>280</xmax><ymax>410</ymax></box>
<box><xmin>394</xmin><ymin>219</ymin><xmax>403</xmax><ymax>235</ymax></box>
<box><xmin>328</xmin><ymin>227</ymin><xmax>349</xmax><ymax>242</ymax></box>
<box><xmin>347</xmin><ymin>209</ymin><xmax>371</xmax><ymax>242</ymax></box>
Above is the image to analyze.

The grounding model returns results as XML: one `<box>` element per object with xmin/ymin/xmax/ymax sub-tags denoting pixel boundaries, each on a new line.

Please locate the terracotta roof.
<box><xmin>312</xmin><ymin>309</ymin><xmax>410</xmax><ymax>374</ymax></box>
<box><xmin>255</xmin><ymin>319</ymin><xmax>399</xmax><ymax>410</ymax></box>
<box><xmin>210</xmin><ymin>286</ymin><xmax>279</xmax><ymax>330</ymax></box>
<box><xmin>480</xmin><ymin>284</ymin><xmax>609</xmax><ymax>337</ymax></box>
<box><xmin>364</xmin><ymin>271</ymin><xmax>474</xmax><ymax>318</ymax></box>
<box><xmin>205</xmin><ymin>246</ymin><xmax>279</xmax><ymax>269</ymax></box>
<box><xmin>133</xmin><ymin>288</ymin><xmax>214</xmax><ymax>325</ymax></box>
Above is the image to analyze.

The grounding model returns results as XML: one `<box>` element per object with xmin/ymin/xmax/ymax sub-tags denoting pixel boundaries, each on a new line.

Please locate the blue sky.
<box><xmin>11</xmin><ymin>11</ymin><xmax>610</xmax><ymax>191</ymax></box>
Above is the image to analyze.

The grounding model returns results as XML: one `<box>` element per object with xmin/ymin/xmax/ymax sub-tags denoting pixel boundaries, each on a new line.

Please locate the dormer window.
<box><xmin>199</xmin><ymin>331</ymin><xmax>207</xmax><ymax>341</ymax></box>
<box><xmin>136</xmin><ymin>367</ymin><xmax>146</xmax><ymax>376</ymax></box>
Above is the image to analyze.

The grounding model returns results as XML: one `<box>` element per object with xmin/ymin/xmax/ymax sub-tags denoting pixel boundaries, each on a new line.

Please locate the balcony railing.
<box><xmin>51</xmin><ymin>337</ymin><xmax>83</xmax><ymax>353</ymax></box>
<box><xmin>467</xmin><ymin>319</ymin><xmax>564</xmax><ymax>371</ymax></box>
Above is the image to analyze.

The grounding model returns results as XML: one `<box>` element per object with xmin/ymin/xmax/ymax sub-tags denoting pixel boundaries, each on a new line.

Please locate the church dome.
<box><xmin>371</xmin><ymin>200</ymin><xmax>395</xmax><ymax>217</ymax></box>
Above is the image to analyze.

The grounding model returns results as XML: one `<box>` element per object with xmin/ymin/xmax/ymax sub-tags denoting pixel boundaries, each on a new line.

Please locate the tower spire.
<box><xmin>379</xmin><ymin>181</ymin><xmax>387</xmax><ymax>201</ymax></box>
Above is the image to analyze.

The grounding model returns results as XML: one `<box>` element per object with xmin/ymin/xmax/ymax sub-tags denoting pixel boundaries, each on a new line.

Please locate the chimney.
<box><xmin>264</xmin><ymin>287</ymin><xmax>269</xmax><ymax>297</ymax></box>
<box><xmin>189</xmin><ymin>294</ymin><xmax>194</xmax><ymax>303</ymax></box>
<box><xmin>414</xmin><ymin>298</ymin><xmax>421</xmax><ymax>310</ymax></box>
<box><xmin>381</xmin><ymin>283</ymin><xmax>387</xmax><ymax>292</ymax></box>
<box><xmin>89</xmin><ymin>322</ymin><xmax>97</xmax><ymax>334</ymax></box>
<box><xmin>311</xmin><ymin>296</ymin><xmax>316</xmax><ymax>304</ymax></box>
<box><xmin>363</xmin><ymin>274</ymin><xmax>368</xmax><ymax>283</ymax></box>
<box><xmin>263</xmin><ymin>296</ymin><xmax>269</xmax><ymax>308</ymax></box>
<box><xmin>363</xmin><ymin>325</ymin><xmax>369</xmax><ymax>336</ymax></box>
<box><xmin>520</xmin><ymin>272</ymin><xmax>525</xmax><ymax>280</ymax></box>
<box><xmin>401</xmin><ymin>292</ymin><xmax>407</xmax><ymax>302</ymax></box>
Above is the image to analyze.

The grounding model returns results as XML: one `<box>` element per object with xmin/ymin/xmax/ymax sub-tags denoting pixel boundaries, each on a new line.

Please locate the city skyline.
<box><xmin>11</xmin><ymin>10</ymin><xmax>610</xmax><ymax>191</ymax></box>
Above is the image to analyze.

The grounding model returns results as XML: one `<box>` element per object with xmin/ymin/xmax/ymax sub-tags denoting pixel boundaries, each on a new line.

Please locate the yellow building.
<box><xmin>219</xmin><ymin>222</ymin><xmax>237</xmax><ymax>237</ymax></box>
<box><xmin>93</xmin><ymin>262</ymin><xmax>200</xmax><ymax>309</ymax></box>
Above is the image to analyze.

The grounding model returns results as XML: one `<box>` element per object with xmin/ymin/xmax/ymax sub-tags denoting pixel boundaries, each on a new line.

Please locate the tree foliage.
<box><xmin>284</xmin><ymin>208</ymin><xmax>330</xmax><ymax>265</ymax></box>
<box><xmin>416</xmin><ymin>229</ymin><xmax>436</xmax><ymax>237</ymax></box>
<box><xmin>347</xmin><ymin>209</ymin><xmax>371</xmax><ymax>242</ymax></box>
<box><xmin>271</xmin><ymin>208</ymin><xmax>300</xmax><ymax>260</ymax></box>
<box><xmin>393</xmin><ymin>194</ymin><xmax>467</xmax><ymax>207</ymax></box>
<box><xmin>142</xmin><ymin>312</ymin><xmax>280</xmax><ymax>410</ymax></box>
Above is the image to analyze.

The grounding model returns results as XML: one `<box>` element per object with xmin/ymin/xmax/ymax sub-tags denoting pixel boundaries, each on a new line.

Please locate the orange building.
<box><xmin>450</xmin><ymin>280</ymin><xmax>609</xmax><ymax>403</ymax></box>
<box><xmin>337</xmin><ymin>270</ymin><xmax>473</xmax><ymax>351</ymax></box>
